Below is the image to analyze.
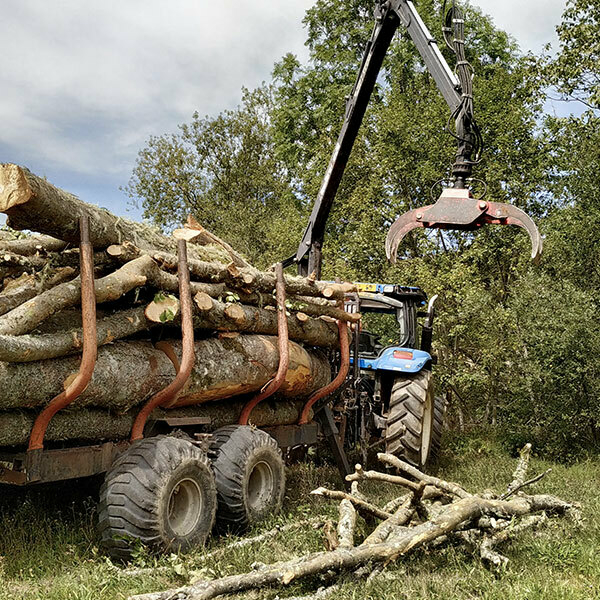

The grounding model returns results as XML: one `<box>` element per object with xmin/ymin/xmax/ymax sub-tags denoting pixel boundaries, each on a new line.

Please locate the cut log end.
<box><xmin>145</xmin><ymin>294</ymin><xmax>180</xmax><ymax>323</ymax></box>
<box><xmin>0</xmin><ymin>164</ymin><xmax>34</xmax><ymax>212</ymax></box>
<box><xmin>224</xmin><ymin>303</ymin><xmax>246</xmax><ymax>324</ymax></box>
<box><xmin>194</xmin><ymin>291</ymin><xmax>214</xmax><ymax>312</ymax></box>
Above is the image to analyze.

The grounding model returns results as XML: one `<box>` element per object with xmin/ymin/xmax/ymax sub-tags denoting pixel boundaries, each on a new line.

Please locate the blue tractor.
<box><xmin>340</xmin><ymin>283</ymin><xmax>445</xmax><ymax>468</ymax></box>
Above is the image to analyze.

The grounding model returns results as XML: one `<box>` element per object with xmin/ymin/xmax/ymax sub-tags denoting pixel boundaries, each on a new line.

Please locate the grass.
<box><xmin>0</xmin><ymin>438</ymin><xmax>599</xmax><ymax>600</ymax></box>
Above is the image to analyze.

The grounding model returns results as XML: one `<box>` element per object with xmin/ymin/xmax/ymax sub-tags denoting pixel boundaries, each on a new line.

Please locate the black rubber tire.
<box><xmin>98</xmin><ymin>435</ymin><xmax>217</xmax><ymax>560</ymax></box>
<box><xmin>429</xmin><ymin>395</ymin><xmax>446</xmax><ymax>465</ymax></box>
<box><xmin>385</xmin><ymin>370</ymin><xmax>436</xmax><ymax>468</ymax></box>
<box><xmin>209</xmin><ymin>425</ymin><xmax>285</xmax><ymax>532</ymax></box>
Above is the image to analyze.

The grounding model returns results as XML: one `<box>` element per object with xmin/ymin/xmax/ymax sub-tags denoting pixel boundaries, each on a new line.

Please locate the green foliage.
<box><xmin>124</xmin><ymin>86</ymin><xmax>304</xmax><ymax>268</ymax></box>
<box><xmin>126</xmin><ymin>0</ymin><xmax>600</xmax><ymax>458</ymax></box>
<box><xmin>545</xmin><ymin>0</ymin><xmax>600</xmax><ymax>109</ymax></box>
<box><xmin>1</xmin><ymin>454</ymin><xmax>599</xmax><ymax>599</ymax></box>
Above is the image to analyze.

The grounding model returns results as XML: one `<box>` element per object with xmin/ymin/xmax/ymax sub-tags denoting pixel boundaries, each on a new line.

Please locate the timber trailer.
<box><xmin>0</xmin><ymin>0</ymin><xmax>541</xmax><ymax>559</ymax></box>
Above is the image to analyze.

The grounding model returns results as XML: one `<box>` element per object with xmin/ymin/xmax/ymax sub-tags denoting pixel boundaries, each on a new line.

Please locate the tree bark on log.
<box><xmin>0</xmin><ymin>307</ymin><xmax>154</xmax><ymax>362</ymax></box>
<box><xmin>0</xmin><ymin>268</ymin><xmax>76</xmax><ymax>317</ymax></box>
<box><xmin>0</xmin><ymin>399</ymin><xmax>312</xmax><ymax>447</ymax></box>
<box><xmin>108</xmin><ymin>243</ymin><xmax>356</xmax><ymax>300</ymax></box>
<box><xmin>0</xmin><ymin>335</ymin><xmax>330</xmax><ymax>412</ymax></box>
<box><xmin>0</xmin><ymin>164</ymin><xmax>230</xmax><ymax>264</ymax></box>
<box><xmin>188</xmin><ymin>295</ymin><xmax>342</xmax><ymax>347</ymax></box>
<box><xmin>160</xmin><ymin>335</ymin><xmax>330</xmax><ymax>408</ymax></box>
<box><xmin>0</xmin><ymin>233</ymin><xmax>68</xmax><ymax>255</ymax></box>
<box><xmin>0</xmin><ymin>255</ymin><xmax>153</xmax><ymax>335</ymax></box>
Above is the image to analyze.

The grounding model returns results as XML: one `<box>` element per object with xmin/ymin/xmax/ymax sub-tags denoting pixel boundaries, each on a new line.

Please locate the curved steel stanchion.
<box><xmin>28</xmin><ymin>216</ymin><xmax>98</xmax><ymax>451</ymax></box>
<box><xmin>238</xmin><ymin>263</ymin><xmax>289</xmax><ymax>425</ymax></box>
<box><xmin>130</xmin><ymin>239</ymin><xmax>195</xmax><ymax>441</ymax></box>
<box><xmin>298</xmin><ymin>318</ymin><xmax>350</xmax><ymax>425</ymax></box>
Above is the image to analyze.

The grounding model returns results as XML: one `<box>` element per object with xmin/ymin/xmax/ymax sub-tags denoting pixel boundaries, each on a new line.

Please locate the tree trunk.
<box><xmin>0</xmin><ymin>164</ymin><xmax>230</xmax><ymax>264</ymax></box>
<box><xmin>0</xmin><ymin>399</ymin><xmax>312</xmax><ymax>447</ymax></box>
<box><xmin>0</xmin><ymin>335</ymin><xmax>330</xmax><ymax>412</ymax></box>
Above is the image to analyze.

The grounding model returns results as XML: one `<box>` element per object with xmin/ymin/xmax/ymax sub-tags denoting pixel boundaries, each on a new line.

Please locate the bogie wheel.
<box><xmin>209</xmin><ymin>425</ymin><xmax>285</xmax><ymax>532</ymax></box>
<box><xmin>385</xmin><ymin>370</ymin><xmax>443</xmax><ymax>469</ymax></box>
<box><xmin>98</xmin><ymin>435</ymin><xmax>217</xmax><ymax>560</ymax></box>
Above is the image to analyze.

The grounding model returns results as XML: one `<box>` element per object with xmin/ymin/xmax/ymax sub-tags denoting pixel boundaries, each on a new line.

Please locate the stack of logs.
<box><xmin>0</xmin><ymin>164</ymin><xmax>359</xmax><ymax>447</ymax></box>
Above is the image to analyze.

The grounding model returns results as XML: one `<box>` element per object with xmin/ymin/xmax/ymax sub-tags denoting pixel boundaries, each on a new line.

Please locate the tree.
<box><xmin>125</xmin><ymin>86</ymin><xmax>304</xmax><ymax>267</ymax></box>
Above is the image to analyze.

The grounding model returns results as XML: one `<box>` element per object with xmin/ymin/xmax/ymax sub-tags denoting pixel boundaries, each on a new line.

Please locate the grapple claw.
<box><xmin>385</xmin><ymin>188</ymin><xmax>543</xmax><ymax>263</ymax></box>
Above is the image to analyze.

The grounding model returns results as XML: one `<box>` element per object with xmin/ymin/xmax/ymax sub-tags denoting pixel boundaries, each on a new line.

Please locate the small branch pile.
<box><xmin>131</xmin><ymin>445</ymin><xmax>579</xmax><ymax>600</ymax></box>
<box><xmin>0</xmin><ymin>164</ymin><xmax>358</xmax><ymax>446</ymax></box>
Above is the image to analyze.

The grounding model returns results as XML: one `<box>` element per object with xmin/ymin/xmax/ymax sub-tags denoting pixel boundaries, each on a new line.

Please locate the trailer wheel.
<box><xmin>98</xmin><ymin>435</ymin><xmax>217</xmax><ymax>560</ymax></box>
<box><xmin>385</xmin><ymin>370</ymin><xmax>441</xmax><ymax>468</ymax></box>
<box><xmin>209</xmin><ymin>426</ymin><xmax>285</xmax><ymax>532</ymax></box>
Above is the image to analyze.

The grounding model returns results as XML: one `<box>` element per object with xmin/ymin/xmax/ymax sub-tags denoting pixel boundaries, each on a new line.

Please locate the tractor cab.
<box><xmin>347</xmin><ymin>283</ymin><xmax>436</xmax><ymax>377</ymax></box>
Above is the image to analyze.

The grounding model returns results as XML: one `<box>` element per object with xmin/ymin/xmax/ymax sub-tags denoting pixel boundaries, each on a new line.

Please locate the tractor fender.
<box><xmin>359</xmin><ymin>347</ymin><xmax>432</xmax><ymax>374</ymax></box>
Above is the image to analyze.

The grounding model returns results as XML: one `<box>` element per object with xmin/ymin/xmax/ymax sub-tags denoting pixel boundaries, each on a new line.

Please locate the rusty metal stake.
<box><xmin>239</xmin><ymin>263</ymin><xmax>290</xmax><ymax>425</ymax></box>
<box><xmin>298</xmin><ymin>318</ymin><xmax>350</xmax><ymax>425</ymax></box>
<box><xmin>28</xmin><ymin>216</ymin><xmax>98</xmax><ymax>452</ymax></box>
<box><xmin>130</xmin><ymin>239</ymin><xmax>195</xmax><ymax>441</ymax></box>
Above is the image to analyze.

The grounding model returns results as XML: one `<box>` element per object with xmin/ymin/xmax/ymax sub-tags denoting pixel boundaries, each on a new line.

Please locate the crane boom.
<box><xmin>290</xmin><ymin>0</ymin><xmax>542</xmax><ymax>278</ymax></box>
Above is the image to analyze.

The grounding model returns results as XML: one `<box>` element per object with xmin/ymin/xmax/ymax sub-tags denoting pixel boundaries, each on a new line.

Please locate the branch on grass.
<box><xmin>311</xmin><ymin>487</ymin><xmax>392</xmax><ymax>521</ymax></box>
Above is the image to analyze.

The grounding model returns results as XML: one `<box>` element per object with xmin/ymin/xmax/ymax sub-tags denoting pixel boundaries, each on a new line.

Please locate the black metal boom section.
<box><xmin>292</xmin><ymin>0</ymin><xmax>542</xmax><ymax>278</ymax></box>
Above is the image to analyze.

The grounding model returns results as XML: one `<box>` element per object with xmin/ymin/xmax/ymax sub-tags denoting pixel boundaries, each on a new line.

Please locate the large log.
<box><xmin>0</xmin><ymin>164</ymin><xmax>230</xmax><ymax>264</ymax></box>
<box><xmin>0</xmin><ymin>255</ymin><xmax>153</xmax><ymax>335</ymax></box>
<box><xmin>0</xmin><ymin>335</ymin><xmax>330</xmax><ymax>412</ymax></box>
<box><xmin>153</xmin><ymin>335</ymin><xmax>331</xmax><ymax>408</ymax></box>
<box><xmin>108</xmin><ymin>243</ymin><xmax>356</xmax><ymax>300</ymax></box>
<box><xmin>0</xmin><ymin>399</ymin><xmax>311</xmax><ymax>448</ymax></box>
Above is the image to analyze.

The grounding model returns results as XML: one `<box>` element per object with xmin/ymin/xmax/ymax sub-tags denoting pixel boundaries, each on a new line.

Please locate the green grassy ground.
<box><xmin>0</xmin><ymin>439</ymin><xmax>598</xmax><ymax>600</ymax></box>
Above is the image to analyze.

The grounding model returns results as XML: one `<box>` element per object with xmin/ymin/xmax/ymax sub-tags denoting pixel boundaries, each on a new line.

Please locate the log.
<box><xmin>0</xmin><ymin>398</ymin><xmax>312</xmax><ymax>447</ymax></box>
<box><xmin>108</xmin><ymin>243</ymin><xmax>356</xmax><ymax>300</ymax></box>
<box><xmin>0</xmin><ymin>255</ymin><xmax>153</xmax><ymax>335</ymax></box>
<box><xmin>0</xmin><ymin>335</ymin><xmax>330</xmax><ymax>412</ymax></box>
<box><xmin>188</xmin><ymin>296</ymin><xmax>342</xmax><ymax>347</ymax></box>
<box><xmin>181</xmin><ymin>214</ymin><xmax>252</xmax><ymax>268</ymax></box>
<box><xmin>0</xmin><ymin>233</ymin><xmax>68</xmax><ymax>255</ymax></box>
<box><xmin>0</xmin><ymin>268</ymin><xmax>76</xmax><ymax>317</ymax></box>
<box><xmin>157</xmin><ymin>335</ymin><xmax>331</xmax><ymax>408</ymax></box>
<box><xmin>0</xmin><ymin>307</ymin><xmax>154</xmax><ymax>362</ymax></box>
<box><xmin>0</xmin><ymin>164</ymin><xmax>230</xmax><ymax>264</ymax></box>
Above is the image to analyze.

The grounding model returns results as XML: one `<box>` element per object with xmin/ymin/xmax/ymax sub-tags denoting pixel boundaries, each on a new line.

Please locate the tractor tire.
<box><xmin>385</xmin><ymin>370</ymin><xmax>439</xmax><ymax>468</ymax></box>
<box><xmin>209</xmin><ymin>426</ymin><xmax>285</xmax><ymax>532</ymax></box>
<box><xmin>98</xmin><ymin>435</ymin><xmax>217</xmax><ymax>560</ymax></box>
<box><xmin>429</xmin><ymin>395</ymin><xmax>447</xmax><ymax>465</ymax></box>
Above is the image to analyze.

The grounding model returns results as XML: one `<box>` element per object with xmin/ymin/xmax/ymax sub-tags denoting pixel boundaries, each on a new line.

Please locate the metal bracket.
<box><xmin>27</xmin><ymin>216</ymin><xmax>98</xmax><ymax>452</ymax></box>
<box><xmin>239</xmin><ymin>263</ymin><xmax>290</xmax><ymax>425</ymax></box>
<box><xmin>130</xmin><ymin>239</ymin><xmax>195</xmax><ymax>441</ymax></box>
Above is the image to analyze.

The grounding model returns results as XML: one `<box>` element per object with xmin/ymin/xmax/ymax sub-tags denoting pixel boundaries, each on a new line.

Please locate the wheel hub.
<box><xmin>167</xmin><ymin>477</ymin><xmax>203</xmax><ymax>537</ymax></box>
<box><xmin>247</xmin><ymin>461</ymin><xmax>274</xmax><ymax>511</ymax></box>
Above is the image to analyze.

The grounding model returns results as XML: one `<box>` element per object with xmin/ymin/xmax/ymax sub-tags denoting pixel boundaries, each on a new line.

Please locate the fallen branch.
<box><xmin>132</xmin><ymin>445</ymin><xmax>577</xmax><ymax>600</ymax></box>
<box><xmin>311</xmin><ymin>487</ymin><xmax>392</xmax><ymax>521</ymax></box>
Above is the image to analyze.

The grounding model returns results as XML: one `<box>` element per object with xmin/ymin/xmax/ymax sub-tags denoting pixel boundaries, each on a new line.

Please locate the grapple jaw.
<box><xmin>385</xmin><ymin>188</ymin><xmax>543</xmax><ymax>263</ymax></box>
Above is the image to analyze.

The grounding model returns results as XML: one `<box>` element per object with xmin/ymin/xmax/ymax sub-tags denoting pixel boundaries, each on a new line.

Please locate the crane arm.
<box><xmin>293</xmin><ymin>0</ymin><xmax>462</xmax><ymax>276</ymax></box>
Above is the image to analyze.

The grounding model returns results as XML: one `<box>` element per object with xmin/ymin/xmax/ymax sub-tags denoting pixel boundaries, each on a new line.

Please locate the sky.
<box><xmin>0</xmin><ymin>0</ymin><xmax>568</xmax><ymax>222</ymax></box>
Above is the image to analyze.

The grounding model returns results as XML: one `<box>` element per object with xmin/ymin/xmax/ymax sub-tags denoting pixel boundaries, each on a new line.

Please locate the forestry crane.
<box><xmin>287</xmin><ymin>0</ymin><xmax>543</xmax><ymax>279</ymax></box>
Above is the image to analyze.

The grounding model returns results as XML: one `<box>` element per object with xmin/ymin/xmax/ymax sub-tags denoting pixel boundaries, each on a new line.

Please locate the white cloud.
<box><xmin>0</xmin><ymin>0</ymin><xmax>567</xmax><ymax>217</ymax></box>
<box><xmin>471</xmin><ymin>0</ymin><xmax>566</xmax><ymax>52</ymax></box>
